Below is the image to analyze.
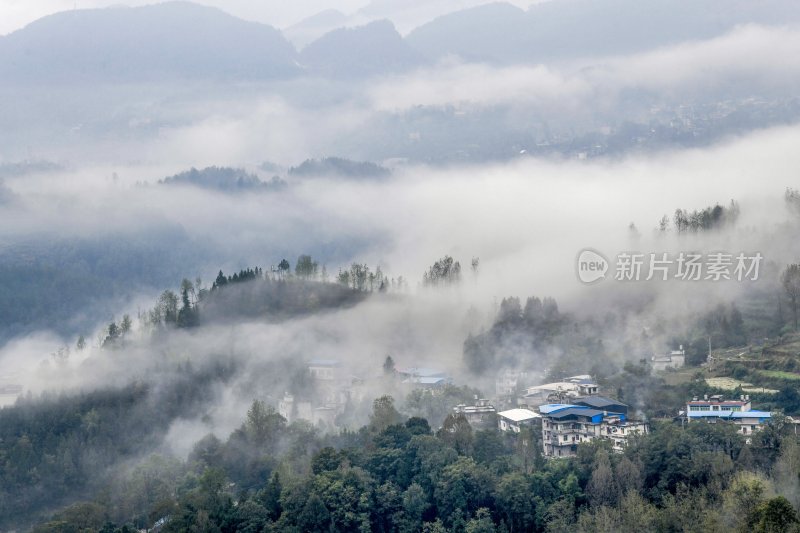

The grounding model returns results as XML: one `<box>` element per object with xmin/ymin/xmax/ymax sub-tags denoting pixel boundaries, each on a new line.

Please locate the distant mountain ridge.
<box><xmin>406</xmin><ymin>3</ymin><xmax>526</xmax><ymax>64</ymax></box>
<box><xmin>284</xmin><ymin>9</ymin><xmax>349</xmax><ymax>49</ymax></box>
<box><xmin>0</xmin><ymin>2</ymin><xmax>426</xmax><ymax>82</ymax></box>
<box><xmin>406</xmin><ymin>0</ymin><xmax>800</xmax><ymax>64</ymax></box>
<box><xmin>3</xmin><ymin>0</ymin><xmax>800</xmax><ymax>84</ymax></box>
<box><xmin>0</xmin><ymin>1</ymin><xmax>300</xmax><ymax>82</ymax></box>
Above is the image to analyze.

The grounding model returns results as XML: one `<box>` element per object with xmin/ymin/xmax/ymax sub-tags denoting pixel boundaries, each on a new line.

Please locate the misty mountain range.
<box><xmin>3</xmin><ymin>0</ymin><xmax>800</xmax><ymax>82</ymax></box>
<box><xmin>1</xmin><ymin>0</ymin><xmax>799</xmax><ymax>343</ymax></box>
<box><xmin>4</xmin><ymin>2</ymin><xmax>800</xmax><ymax>529</ymax></box>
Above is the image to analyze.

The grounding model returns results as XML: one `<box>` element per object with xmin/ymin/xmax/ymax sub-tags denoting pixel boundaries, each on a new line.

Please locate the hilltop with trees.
<box><xmin>158</xmin><ymin>167</ymin><xmax>287</xmax><ymax>193</ymax></box>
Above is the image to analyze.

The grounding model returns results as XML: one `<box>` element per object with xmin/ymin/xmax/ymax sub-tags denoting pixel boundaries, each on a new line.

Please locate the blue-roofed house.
<box><xmin>573</xmin><ymin>396</ymin><xmax>628</xmax><ymax>415</ymax></box>
<box><xmin>539</xmin><ymin>399</ymin><xmax>648</xmax><ymax>457</ymax></box>
<box><xmin>398</xmin><ymin>366</ymin><xmax>452</xmax><ymax>390</ymax></box>
<box><xmin>685</xmin><ymin>394</ymin><xmax>772</xmax><ymax>442</ymax></box>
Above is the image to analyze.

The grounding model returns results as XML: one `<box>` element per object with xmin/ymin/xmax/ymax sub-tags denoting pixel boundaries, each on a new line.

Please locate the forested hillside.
<box><xmin>27</xmin><ymin>394</ymin><xmax>800</xmax><ymax>532</ymax></box>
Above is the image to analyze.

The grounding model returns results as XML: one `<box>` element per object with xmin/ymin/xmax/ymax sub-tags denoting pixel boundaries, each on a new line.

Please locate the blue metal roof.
<box><xmin>574</xmin><ymin>396</ymin><xmax>628</xmax><ymax>411</ymax></box>
<box><xmin>547</xmin><ymin>407</ymin><xmax>610</xmax><ymax>422</ymax></box>
<box><xmin>538</xmin><ymin>404</ymin><xmax>578</xmax><ymax>414</ymax></box>
<box><xmin>540</xmin><ymin>403</ymin><xmax>627</xmax><ymax>423</ymax></box>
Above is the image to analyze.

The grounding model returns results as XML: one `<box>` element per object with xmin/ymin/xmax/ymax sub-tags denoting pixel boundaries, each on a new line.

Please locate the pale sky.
<box><xmin>0</xmin><ymin>0</ymin><xmax>539</xmax><ymax>36</ymax></box>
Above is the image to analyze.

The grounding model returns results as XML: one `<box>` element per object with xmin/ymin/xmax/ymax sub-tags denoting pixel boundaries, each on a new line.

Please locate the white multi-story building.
<box><xmin>455</xmin><ymin>398</ymin><xmax>497</xmax><ymax>430</ymax></box>
<box><xmin>498</xmin><ymin>408</ymin><xmax>541</xmax><ymax>433</ymax></box>
<box><xmin>600</xmin><ymin>417</ymin><xmax>650</xmax><ymax>453</ymax></box>
<box><xmin>685</xmin><ymin>394</ymin><xmax>772</xmax><ymax>441</ymax></box>
<box><xmin>539</xmin><ymin>397</ymin><xmax>648</xmax><ymax>457</ymax></box>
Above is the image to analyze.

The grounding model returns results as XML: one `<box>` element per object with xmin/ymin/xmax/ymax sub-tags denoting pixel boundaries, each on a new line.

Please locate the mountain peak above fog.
<box><xmin>285</xmin><ymin>9</ymin><xmax>350</xmax><ymax>49</ymax></box>
<box><xmin>301</xmin><ymin>19</ymin><xmax>424</xmax><ymax>77</ymax></box>
<box><xmin>0</xmin><ymin>1</ymin><xmax>299</xmax><ymax>82</ymax></box>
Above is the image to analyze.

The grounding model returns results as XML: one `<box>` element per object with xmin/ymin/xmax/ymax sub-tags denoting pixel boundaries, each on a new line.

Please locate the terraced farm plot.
<box><xmin>705</xmin><ymin>376</ymin><xmax>779</xmax><ymax>394</ymax></box>
<box><xmin>756</xmin><ymin>370</ymin><xmax>800</xmax><ymax>381</ymax></box>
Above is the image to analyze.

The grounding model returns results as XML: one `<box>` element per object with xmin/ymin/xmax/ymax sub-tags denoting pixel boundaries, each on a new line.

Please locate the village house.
<box><xmin>519</xmin><ymin>374</ymin><xmax>599</xmax><ymax>407</ymax></box>
<box><xmin>539</xmin><ymin>397</ymin><xmax>648</xmax><ymax>457</ymax></box>
<box><xmin>454</xmin><ymin>398</ymin><xmax>497</xmax><ymax>430</ymax></box>
<box><xmin>497</xmin><ymin>408</ymin><xmax>541</xmax><ymax>433</ymax></box>
<box><xmin>308</xmin><ymin>359</ymin><xmax>340</xmax><ymax>380</ymax></box>
<box><xmin>651</xmin><ymin>346</ymin><xmax>686</xmax><ymax>372</ymax></box>
<box><xmin>278</xmin><ymin>394</ymin><xmax>339</xmax><ymax>429</ymax></box>
<box><xmin>397</xmin><ymin>366</ymin><xmax>452</xmax><ymax>390</ymax></box>
<box><xmin>278</xmin><ymin>359</ymin><xmax>356</xmax><ymax>429</ymax></box>
<box><xmin>684</xmin><ymin>394</ymin><xmax>772</xmax><ymax>442</ymax></box>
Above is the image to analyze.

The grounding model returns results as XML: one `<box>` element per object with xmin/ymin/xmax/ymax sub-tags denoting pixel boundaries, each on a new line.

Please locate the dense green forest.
<box><xmin>0</xmin><ymin>362</ymin><xmax>233</xmax><ymax>529</ymax></box>
<box><xmin>25</xmin><ymin>393</ymin><xmax>800</xmax><ymax>533</ymax></box>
